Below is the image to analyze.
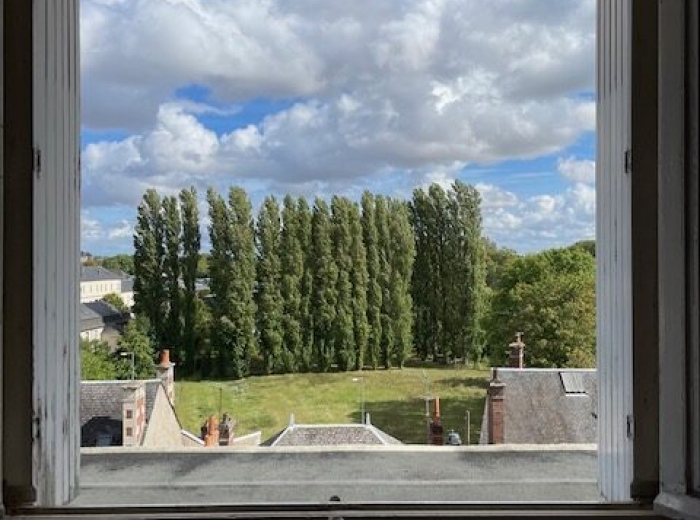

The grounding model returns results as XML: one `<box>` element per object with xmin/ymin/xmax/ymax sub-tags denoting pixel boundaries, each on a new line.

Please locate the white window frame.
<box><xmin>1</xmin><ymin>0</ymin><xmax>699</xmax><ymax>517</ymax></box>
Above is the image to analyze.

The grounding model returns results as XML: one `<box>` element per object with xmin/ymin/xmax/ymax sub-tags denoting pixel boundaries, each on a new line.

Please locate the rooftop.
<box><xmin>81</xmin><ymin>266</ymin><xmax>123</xmax><ymax>282</ymax></box>
<box><xmin>481</xmin><ymin>368</ymin><xmax>597</xmax><ymax>444</ymax></box>
<box><xmin>263</xmin><ymin>423</ymin><xmax>402</xmax><ymax>447</ymax></box>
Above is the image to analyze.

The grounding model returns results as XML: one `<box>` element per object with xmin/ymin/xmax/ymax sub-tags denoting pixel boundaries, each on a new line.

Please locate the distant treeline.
<box><xmin>132</xmin><ymin>181</ymin><xmax>486</xmax><ymax>378</ymax></box>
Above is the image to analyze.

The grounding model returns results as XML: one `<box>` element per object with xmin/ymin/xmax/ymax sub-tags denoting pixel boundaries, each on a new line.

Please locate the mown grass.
<box><xmin>175</xmin><ymin>365</ymin><xmax>489</xmax><ymax>444</ymax></box>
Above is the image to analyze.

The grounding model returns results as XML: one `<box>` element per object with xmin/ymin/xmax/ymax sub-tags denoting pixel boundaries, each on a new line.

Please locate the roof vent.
<box><xmin>560</xmin><ymin>371</ymin><xmax>586</xmax><ymax>394</ymax></box>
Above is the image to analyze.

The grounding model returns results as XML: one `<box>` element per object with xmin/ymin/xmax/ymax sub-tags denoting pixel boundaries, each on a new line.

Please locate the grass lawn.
<box><xmin>175</xmin><ymin>364</ymin><xmax>489</xmax><ymax>445</ymax></box>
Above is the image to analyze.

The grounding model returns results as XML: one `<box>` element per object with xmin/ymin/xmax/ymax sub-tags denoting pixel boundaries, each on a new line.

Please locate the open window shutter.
<box><xmin>596</xmin><ymin>0</ymin><xmax>634</xmax><ymax>502</ymax></box>
<box><xmin>656</xmin><ymin>0</ymin><xmax>700</xmax><ymax>518</ymax></box>
<box><xmin>32</xmin><ymin>0</ymin><xmax>80</xmax><ymax>506</ymax></box>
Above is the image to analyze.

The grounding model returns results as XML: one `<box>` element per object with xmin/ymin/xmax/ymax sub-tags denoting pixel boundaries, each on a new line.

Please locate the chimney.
<box><xmin>204</xmin><ymin>415</ymin><xmax>220</xmax><ymax>447</ymax></box>
<box><xmin>122</xmin><ymin>382</ymin><xmax>146</xmax><ymax>446</ymax></box>
<box><xmin>487</xmin><ymin>368</ymin><xmax>506</xmax><ymax>444</ymax></box>
<box><xmin>508</xmin><ymin>332</ymin><xmax>525</xmax><ymax>369</ymax></box>
<box><xmin>156</xmin><ymin>349</ymin><xmax>176</xmax><ymax>405</ymax></box>
<box><xmin>429</xmin><ymin>397</ymin><xmax>444</xmax><ymax>445</ymax></box>
<box><xmin>218</xmin><ymin>413</ymin><xmax>236</xmax><ymax>446</ymax></box>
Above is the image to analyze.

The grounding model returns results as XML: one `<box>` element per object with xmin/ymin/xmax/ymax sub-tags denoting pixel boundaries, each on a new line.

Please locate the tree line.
<box><xmin>131</xmin><ymin>181</ymin><xmax>489</xmax><ymax>378</ymax></box>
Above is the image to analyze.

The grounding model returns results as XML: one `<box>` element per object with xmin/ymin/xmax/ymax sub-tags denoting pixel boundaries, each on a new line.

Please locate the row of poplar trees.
<box><xmin>133</xmin><ymin>181</ymin><xmax>486</xmax><ymax>379</ymax></box>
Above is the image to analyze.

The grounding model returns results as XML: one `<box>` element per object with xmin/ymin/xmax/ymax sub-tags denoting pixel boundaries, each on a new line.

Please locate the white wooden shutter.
<box><xmin>32</xmin><ymin>0</ymin><xmax>80</xmax><ymax>506</ymax></box>
<box><xmin>596</xmin><ymin>0</ymin><xmax>634</xmax><ymax>502</ymax></box>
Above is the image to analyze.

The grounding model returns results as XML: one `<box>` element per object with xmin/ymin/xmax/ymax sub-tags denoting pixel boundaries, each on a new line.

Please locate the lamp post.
<box><xmin>352</xmin><ymin>377</ymin><xmax>365</xmax><ymax>424</ymax></box>
<box><xmin>120</xmin><ymin>351</ymin><xmax>135</xmax><ymax>380</ymax></box>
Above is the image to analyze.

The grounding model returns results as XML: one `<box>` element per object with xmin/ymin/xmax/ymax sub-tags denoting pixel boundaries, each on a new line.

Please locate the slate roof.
<box><xmin>263</xmin><ymin>423</ymin><xmax>402</xmax><ymax>447</ymax></box>
<box><xmin>80</xmin><ymin>301</ymin><xmax>128</xmax><ymax>333</ymax></box>
<box><xmin>480</xmin><ymin>368</ymin><xmax>597</xmax><ymax>444</ymax></box>
<box><xmin>80</xmin><ymin>379</ymin><xmax>163</xmax><ymax>447</ymax></box>
<box><xmin>81</xmin><ymin>266</ymin><xmax>122</xmax><ymax>282</ymax></box>
<box><xmin>121</xmin><ymin>278</ymin><xmax>134</xmax><ymax>293</ymax></box>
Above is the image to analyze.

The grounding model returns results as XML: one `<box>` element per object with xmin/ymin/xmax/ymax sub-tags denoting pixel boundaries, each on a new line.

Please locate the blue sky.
<box><xmin>80</xmin><ymin>0</ymin><xmax>596</xmax><ymax>255</ymax></box>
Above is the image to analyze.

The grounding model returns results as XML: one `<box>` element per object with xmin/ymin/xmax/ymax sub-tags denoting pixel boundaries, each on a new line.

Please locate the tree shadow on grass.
<box><xmin>364</xmin><ymin>395</ymin><xmax>486</xmax><ymax>445</ymax></box>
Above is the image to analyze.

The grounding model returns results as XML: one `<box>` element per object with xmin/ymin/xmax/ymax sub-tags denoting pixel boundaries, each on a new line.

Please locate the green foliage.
<box><xmin>569</xmin><ymin>239</ymin><xmax>596</xmax><ymax>257</ymax></box>
<box><xmin>162</xmin><ymin>195</ymin><xmax>182</xmax><ymax>352</ymax></box>
<box><xmin>99</xmin><ymin>254</ymin><xmax>134</xmax><ymax>275</ymax></box>
<box><xmin>116</xmin><ymin>316</ymin><xmax>157</xmax><ymax>379</ymax></box>
<box><xmin>348</xmin><ymin>201</ymin><xmax>369</xmax><ymax>370</ymax></box>
<box><xmin>133</xmin><ymin>189</ymin><xmax>167</xmax><ymax>346</ymax></box>
<box><xmin>331</xmin><ymin>197</ymin><xmax>356</xmax><ymax>371</ymax></box>
<box><xmin>388</xmin><ymin>200</ymin><xmax>416</xmax><ymax>368</ymax></box>
<box><xmin>361</xmin><ymin>192</ymin><xmax>382</xmax><ymax>370</ymax></box>
<box><xmin>485</xmin><ymin>247</ymin><xmax>596</xmax><ymax>368</ymax></box>
<box><xmin>180</xmin><ymin>187</ymin><xmax>201</xmax><ymax>375</ymax></box>
<box><xmin>255</xmin><ymin>196</ymin><xmax>284</xmax><ymax>374</ymax></box>
<box><xmin>101</xmin><ymin>293</ymin><xmax>129</xmax><ymax>313</ymax></box>
<box><xmin>279</xmin><ymin>195</ymin><xmax>304</xmax><ymax>373</ymax></box>
<box><xmin>311</xmin><ymin>198</ymin><xmax>337</xmax><ymax>371</ymax></box>
<box><xmin>297</xmin><ymin>197</ymin><xmax>315</xmax><ymax>372</ymax></box>
<box><xmin>375</xmin><ymin>196</ymin><xmax>394</xmax><ymax>368</ymax></box>
<box><xmin>410</xmin><ymin>181</ymin><xmax>487</xmax><ymax>364</ymax></box>
<box><xmin>81</xmin><ymin>339</ymin><xmax>118</xmax><ymax>380</ymax></box>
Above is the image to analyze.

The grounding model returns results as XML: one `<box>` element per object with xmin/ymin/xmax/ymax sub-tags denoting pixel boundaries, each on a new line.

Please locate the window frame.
<box><xmin>1</xmin><ymin>0</ymin><xmax>698</xmax><ymax>517</ymax></box>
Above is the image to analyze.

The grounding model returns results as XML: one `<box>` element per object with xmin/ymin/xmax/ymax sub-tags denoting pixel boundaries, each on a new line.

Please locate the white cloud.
<box><xmin>477</xmin><ymin>182</ymin><xmax>595</xmax><ymax>251</ymax></box>
<box><xmin>107</xmin><ymin>220</ymin><xmax>134</xmax><ymax>239</ymax></box>
<box><xmin>558</xmin><ymin>156</ymin><xmax>595</xmax><ymax>184</ymax></box>
<box><xmin>81</xmin><ymin>0</ymin><xmax>597</xmax><ymax>251</ymax></box>
<box><xmin>81</xmin><ymin>213</ymin><xmax>104</xmax><ymax>240</ymax></box>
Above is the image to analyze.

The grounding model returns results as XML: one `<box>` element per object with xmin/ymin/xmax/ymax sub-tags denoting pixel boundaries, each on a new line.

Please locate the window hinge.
<box><xmin>33</xmin><ymin>147</ymin><xmax>42</xmax><ymax>177</ymax></box>
<box><xmin>624</xmin><ymin>148</ymin><xmax>632</xmax><ymax>174</ymax></box>
<box><xmin>627</xmin><ymin>414</ymin><xmax>634</xmax><ymax>439</ymax></box>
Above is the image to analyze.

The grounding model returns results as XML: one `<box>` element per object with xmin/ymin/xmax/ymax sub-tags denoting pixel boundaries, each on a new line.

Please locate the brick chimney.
<box><xmin>429</xmin><ymin>397</ymin><xmax>445</xmax><ymax>445</ymax></box>
<box><xmin>508</xmin><ymin>332</ymin><xmax>525</xmax><ymax>369</ymax></box>
<box><xmin>204</xmin><ymin>415</ymin><xmax>220</xmax><ymax>447</ymax></box>
<box><xmin>218</xmin><ymin>413</ymin><xmax>236</xmax><ymax>446</ymax></box>
<box><xmin>121</xmin><ymin>382</ymin><xmax>146</xmax><ymax>446</ymax></box>
<box><xmin>487</xmin><ymin>368</ymin><xmax>506</xmax><ymax>444</ymax></box>
<box><xmin>156</xmin><ymin>349</ymin><xmax>175</xmax><ymax>405</ymax></box>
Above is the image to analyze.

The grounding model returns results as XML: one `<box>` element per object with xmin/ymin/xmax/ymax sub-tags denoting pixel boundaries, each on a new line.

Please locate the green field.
<box><xmin>175</xmin><ymin>364</ymin><xmax>489</xmax><ymax>444</ymax></box>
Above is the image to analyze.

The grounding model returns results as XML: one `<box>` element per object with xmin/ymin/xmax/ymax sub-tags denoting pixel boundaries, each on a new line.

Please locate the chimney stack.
<box><xmin>508</xmin><ymin>332</ymin><xmax>525</xmax><ymax>369</ymax></box>
<box><xmin>156</xmin><ymin>349</ymin><xmax>176</xmax><ymax>405</ymax></box>
<box><xmin>121</xmin><ymin>382</ymin><xmax>146</xmax><ymax>446</ymax></box>
<box><xmin>487</xmin><ymin>368</ymin><xmax>506</xmax><ymax>444</ymax></box>
<box><xmin>429</xmin><ymin>397</ymin><xmax>444</xmax><ymax>445</ymax></box>
<box><xmin>218</xmin><ymin>413</ymin><xmax>236</xmax><ymax>446</ymax></box>
<box><xmin>204</xmin><ymin>415</ymin><xmax>220</xmax><ymax>447</ymax></box>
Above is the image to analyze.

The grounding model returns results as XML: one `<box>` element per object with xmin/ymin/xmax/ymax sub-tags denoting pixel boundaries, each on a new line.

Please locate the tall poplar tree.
<box><xmin>388</xmin><ymin>200</ymin><xmax>415</xmax><ymax>367</ymax></box>
<box><xmin>255</xmin><ymin>196</ymin><xmax>283</xmax><ymax>374</ymax></box>
<box><xmin>133</xmin><ymin>189</ymin><xmax>166</xmax><ymax>346</ymax></box>
<box><xmin>349</xmin><ymin>201</ymin><xmax>369</xmax><ymax>370</ymax></box>
<box><xmin>180</xmin><ymin>187</ymin><xmax>200</xmax><ymax>375</ymax></box>
<box><xmin>228</xmin><ymin>187</ymin><xmax>257</xmax><ymax>378</ymax></box>
<box><xmin>297</xmin><ymin>197</ymin><xmax>314</xmax><ymax>371</ymax></box>
<box><xmin>311</xmin><ymin>199</ymin><xmax>337</xmax><ymax>371</ymax></box>
<box><xmin>207</xmin><ymin>188</ymin><xmax>234</xmax><ymax>377</ymax></box>
<box><xmin>375</xmin><ymin>196</ymin><xmax>394</xmax><ymax>368</ymax></box>
<box><xmin>361</xmin><ymin>192</ymin><xmax>382</xmax><ymax>369</ymax></box>
<box><xmin>280</xmin><ymin>195</ymin><xmax>303</xmax><ymax>373</ymax></box>
<box><xmin>331</xmin><ymin>197</ymin><xmax>355</xmax><ymax>371</ymax></box>
<box><xmin>162</xmin><ymin>196</ymin><xmax>182</xmax><ymax>353</ymax></box>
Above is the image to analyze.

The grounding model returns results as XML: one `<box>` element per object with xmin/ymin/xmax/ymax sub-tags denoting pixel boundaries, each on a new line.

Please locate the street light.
<box><xmin>120</xmin><ymin>351</ymin><xmax>135</xmax><ymax>380</ymax></box>
<box><xmin>352</xmin><ymin>377</ymin><xmax>365</xmax><ymax>424</ymax></box>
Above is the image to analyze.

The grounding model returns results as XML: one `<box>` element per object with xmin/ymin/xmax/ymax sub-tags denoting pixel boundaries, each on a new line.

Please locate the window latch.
<box><xmin>33</xmin><ymin>147</ymin><xmax>42</xmax><ymax>178</ymax></box>
<box><xmin>624</xmin><ymin>149</ymin><xmax>632</xmax><ymax>175</ymax></box>
<box><xmin>626</xmin><ymin>414</ymin><xmax>634</xmax><ymax>439</ymax></box>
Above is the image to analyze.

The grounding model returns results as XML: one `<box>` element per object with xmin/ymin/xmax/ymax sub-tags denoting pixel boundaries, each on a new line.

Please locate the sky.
<box><xmin>80</xmin><ymin>0</ymin><xmax>596</xmax><ymax>256</ymax></box>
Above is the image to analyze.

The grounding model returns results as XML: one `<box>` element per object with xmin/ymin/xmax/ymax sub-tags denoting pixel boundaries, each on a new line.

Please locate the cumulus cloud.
<box><xmin>477</xmin><ymin>182</ymin><xmax>595</xmax><ymax>251</ymax></box>
<box><xmin>107</xmin><ymin>220</ymin><xmax>134</xmax><ymax>239</ymax></box>
<box><xmin>81</xmin><ymin>0</ymin><xmax>597</xmax><ymax>251</ymax></box>
<box><xmin>557</xmin><ymin>156</ymin><xmax>595</xmax><ymax>184</ymax></box>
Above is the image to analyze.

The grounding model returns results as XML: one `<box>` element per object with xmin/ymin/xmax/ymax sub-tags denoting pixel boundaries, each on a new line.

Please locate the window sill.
<box><xmin>654</xmin><ymin>491</ymin><xmax>700</xmax><ymax>520</ymax></box>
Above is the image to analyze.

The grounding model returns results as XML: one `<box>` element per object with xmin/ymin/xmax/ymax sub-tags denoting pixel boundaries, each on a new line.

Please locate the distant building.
<box><xmin>79</xmin><ymin>300</ymin><xmax>129</xmax><ymax>346</ymax></box>
<box><xmin>479</xmin><ymin>367</ymin><xmax>597</xmax><ymax>445</ymax></box>
<box><xmin>80</xmin><ymin>350</ymin><xmax>200</xmax><ymax>448</ymax></box>
<box><xmin>80</xmin><ymin>265</ymin><xmax>135</xmax><ymax>310</ymax></box>
<box><xmin>262</xmin><ymin>415</ymin><xmax>402</xmax><ymax>447</ymax></box>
